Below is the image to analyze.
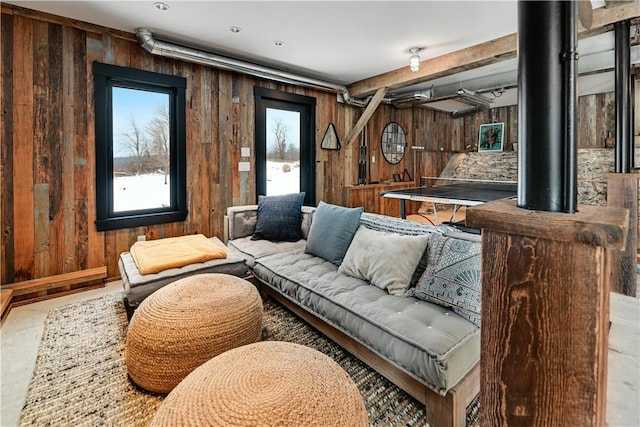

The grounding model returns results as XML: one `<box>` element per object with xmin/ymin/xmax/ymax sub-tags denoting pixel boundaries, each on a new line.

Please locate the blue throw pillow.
<box><xmin>252</xmin><ymin>193</ymin><xmax>305</xmax><ymax>242</ymax></box>
<box><xmin>305</xmin><ymin>201</ymin><xmax>363</xmax><ymax>266</ymax></box>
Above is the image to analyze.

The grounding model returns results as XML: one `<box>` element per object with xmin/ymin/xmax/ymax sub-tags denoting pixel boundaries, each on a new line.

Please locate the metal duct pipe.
<box><xmin>136</xmin><ymin>28</ymin><xmax>367</xmax><ymax>107</ymax></box>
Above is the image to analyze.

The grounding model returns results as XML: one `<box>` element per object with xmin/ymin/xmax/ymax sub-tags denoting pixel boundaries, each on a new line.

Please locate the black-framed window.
<box><xmin>93</xmin><ymin>62</ymin><xmax>187</xmax><ymax>231</ymax></box>
<box><xmin>254</xmin><ymin>87</ymin><xmax>316</xmax><ymax>205</ymax></box>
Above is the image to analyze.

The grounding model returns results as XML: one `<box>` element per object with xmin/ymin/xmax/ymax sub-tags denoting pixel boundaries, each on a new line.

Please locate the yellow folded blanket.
<box><xmin>130</xmin><ymin>234</ymin><xmax>227</xmax><ymax>275</ymax></box>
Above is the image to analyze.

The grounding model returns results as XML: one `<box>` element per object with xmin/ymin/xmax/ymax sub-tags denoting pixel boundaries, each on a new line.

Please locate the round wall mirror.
<box><xmin>381</xmin><ymin>122</ymin><xmax>407</xmax><ymax>164</ymax></box>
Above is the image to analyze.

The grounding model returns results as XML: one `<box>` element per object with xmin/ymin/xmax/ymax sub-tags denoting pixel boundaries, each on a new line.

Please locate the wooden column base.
<box><xmin>467</xmin><ymin>200</ymin><xmax>628</xmax><ymax>427</ymax></box>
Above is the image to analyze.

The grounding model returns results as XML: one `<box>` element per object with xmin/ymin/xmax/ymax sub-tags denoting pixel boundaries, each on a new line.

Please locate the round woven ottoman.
<box><xmin>150</xmin><ymin>341</ymin><xmax>368</xmax><ymax>427</ymax></box>
<box><xmin>125</xmin><ymin>273</ymin><xmax>263</xmax><ymax>393</ymax></box>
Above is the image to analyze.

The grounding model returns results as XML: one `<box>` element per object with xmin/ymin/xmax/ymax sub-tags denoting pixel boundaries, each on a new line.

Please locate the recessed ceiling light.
<box><xmin>273</xmin><ymin>41</ymin><xmax>284</xmax><ymax>47</ymax></box>
<box><xmin>153</xmin><ymin>2</ymin><xmax>169</xmax><ymax>11</ymax></box>
<box><xmin>229</xmin><ymin>26</ymin><xmax>241</xmax><ymax>33</ymax></box>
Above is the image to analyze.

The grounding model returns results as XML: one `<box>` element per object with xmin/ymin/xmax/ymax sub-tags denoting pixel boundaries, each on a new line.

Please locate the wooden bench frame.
<box><xmin>1</xmin><ymin>267</ymin><xmax>107</xmax><ymax>322</ymax></box>
<box><xmin>253</xmin><ymin>278</ymin><xmax>480</xmax><ymax>427</ymax></box>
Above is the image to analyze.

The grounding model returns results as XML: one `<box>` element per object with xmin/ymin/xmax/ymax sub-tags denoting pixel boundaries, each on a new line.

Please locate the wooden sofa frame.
<box><xmin>252</xmin><ymin>277</ymin><xmax>480</xmax><ymax>427</ymax></box>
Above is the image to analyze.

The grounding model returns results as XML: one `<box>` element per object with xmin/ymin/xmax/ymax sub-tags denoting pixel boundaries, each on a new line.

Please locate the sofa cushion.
<box><xmin>358</xmin><ymin>212</ymin><xmax>456</xmax><ymax>287</ymax></box>
<box><xmin>410</xmin><ymin>232</ymin><xmax>482</xmax><ymax>327</ymax></box>
<box><xmin>252</xmin><ymin>251</ymin><xmax>480</xmax><ymax>395</ymax></box>
<box><xmin>227</xmin><ymin>236</ymin><xmax>306</xmax><ymax>268</ymax></box>
<box><xmin>338</xmin><ymin>226</ymin><xmax>430</xmax><ymax>296</ymax></box>
<box><xmin>253</xmin><ymin>193</ymin><xmax>305</xmax><ymax>242</ymax></box>
<box><xmin>305</xmin><ymin>201</ymin><xmax>363</xmax><ymax>266</ymax></box>
<box><xmin>227</xmin><ymin>205</ymin><xmax>315</xmax><ymax>240</ymax></box>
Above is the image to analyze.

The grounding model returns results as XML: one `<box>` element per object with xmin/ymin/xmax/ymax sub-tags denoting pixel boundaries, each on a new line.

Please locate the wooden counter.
<box><xmin>346</xmin><ymin>181</ymin><xmax>421</xmax><ymax>217</ymax></box>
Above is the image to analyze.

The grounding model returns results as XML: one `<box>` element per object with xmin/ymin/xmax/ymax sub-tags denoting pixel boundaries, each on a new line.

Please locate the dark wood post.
<box><xmin>467</xmin><ymin>201</ymin><xmax>628</xmax><ymax>426</ymax></box>
<box><xmin>467</xmin><ymin>1</ymin><xmax>632</xmax><ymax>426</ymax></box>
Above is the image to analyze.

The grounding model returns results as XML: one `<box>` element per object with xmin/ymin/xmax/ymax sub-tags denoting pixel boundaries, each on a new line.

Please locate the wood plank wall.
<box><xmin>0</xmin><ymin>5</ymin><xmax>618</xmax><ymax>283</ymax></box>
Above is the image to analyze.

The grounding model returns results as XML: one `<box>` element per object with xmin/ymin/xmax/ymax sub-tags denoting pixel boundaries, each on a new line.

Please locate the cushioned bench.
<box><xmin>119</xmin><ymin>236</ymin><xmax>250</xmax><ymax>306</ymax></box>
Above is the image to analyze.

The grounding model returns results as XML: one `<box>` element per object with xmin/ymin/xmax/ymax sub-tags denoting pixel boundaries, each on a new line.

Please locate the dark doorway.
<box><xmin>254</xmin><ymin>87</ymin><xmax>316</xmax><ymax>205</ymax></box>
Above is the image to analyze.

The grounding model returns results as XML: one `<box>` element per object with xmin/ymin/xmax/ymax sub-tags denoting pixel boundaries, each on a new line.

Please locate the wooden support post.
<box><xmin>467</xmin><ymin>200</ymin><xmax>628</xmax><ymax>427</ymax></box>
<box><xmin>606</xmin><ymin>172</ymin><xmax>639</xmax><ymax>296</ymax></box>
<box><xmin>343</xmin><ymin>87</ymin><xmax>387</xmax><ymax>147</ymax></box>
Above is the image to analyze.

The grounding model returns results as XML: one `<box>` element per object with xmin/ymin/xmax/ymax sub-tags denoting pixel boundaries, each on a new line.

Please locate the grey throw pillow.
<box><xmin>305</xmin><ymin>201</ymin><xmax>363</xmax><ymax>265</ymax></box>
<box><xmin>409</xmin><ymin>233</ymin><xmax>482</xmax><ymax>327</ymax></box>
<box><xmin>252</xmin><ymin>192</ymin><xmax>305</xmax><ymax>242</ymax></box>
<box><xmin>339</xmin><ymin>226</ymin><xmax>430</xmax><ymax>296</ymax></box>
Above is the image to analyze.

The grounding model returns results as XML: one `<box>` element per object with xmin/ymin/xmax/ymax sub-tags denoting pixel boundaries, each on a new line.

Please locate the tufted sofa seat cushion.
<box><xmin>252</xmin><ymin>250</ymin><xmax>480</xmax><ymax>396</ymax></box>
<box><xmin>227</xmin><ymin>237</ymin><xmax>306</xmax><ymax>268</ymax></box>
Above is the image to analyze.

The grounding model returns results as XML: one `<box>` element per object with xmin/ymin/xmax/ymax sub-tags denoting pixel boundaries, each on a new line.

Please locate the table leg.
<box><xmin>432</xmin><ymin>202</ymin><xmax>440</xmax><ymax>225</ymax></box>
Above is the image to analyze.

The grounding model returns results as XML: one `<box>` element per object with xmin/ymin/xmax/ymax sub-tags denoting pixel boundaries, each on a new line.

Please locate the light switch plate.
<box><xmin>241</xmin><ymin>147</ymin><xmax>250</xmax><ymax>157</ymax></box>
<box><xmin>238</xmin><ymin>161</ymin><xmax>250</xmax><ymax>172</ymax></box>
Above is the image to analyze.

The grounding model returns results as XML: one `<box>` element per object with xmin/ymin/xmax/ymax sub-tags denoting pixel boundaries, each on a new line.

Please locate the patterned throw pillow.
<box><xmin>409</xmin><ymin>233</ymin><xmax>482</xmax><ymax>327</ymax></box>
<box><xmin>252</xmin><ymin>193</ymin><xmax>305</xmax><ymax>242</ymax></box>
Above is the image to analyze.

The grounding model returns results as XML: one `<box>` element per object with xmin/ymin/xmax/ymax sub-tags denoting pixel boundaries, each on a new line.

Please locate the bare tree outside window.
<box><xmin>146</xmin><ymin>104</ymin><xmax>170</xmax><ymax>184</ymax></box>
<box><xmin>270</xmin><ymin>119</ymin><xmax>289</xmax><ymax>161</ymax></box>
<box><xmin>117</xmin><ymin>117</ymin><xmax>150</xmax><ymax>175</ymax></box>
<box><xmin>111</xmin><ymin>87</ymin><xmax>171</xmax><ymax>212</ymax></box>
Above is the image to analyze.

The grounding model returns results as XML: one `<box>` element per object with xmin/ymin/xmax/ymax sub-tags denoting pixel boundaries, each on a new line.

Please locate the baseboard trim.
<box><xmin>1</xmin><ymin>267</ymin><xmax>108</xmax><ymax>321</ymax></box>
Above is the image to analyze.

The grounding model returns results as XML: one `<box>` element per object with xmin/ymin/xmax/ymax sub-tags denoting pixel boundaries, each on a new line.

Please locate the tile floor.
<box><xmin>1</xmin><ymin>281</ymin><xmax>639</xmax><ymax>426</ymax></box>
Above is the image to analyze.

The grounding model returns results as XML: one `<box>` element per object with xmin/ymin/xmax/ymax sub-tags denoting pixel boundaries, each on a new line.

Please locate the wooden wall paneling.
<box><xmin>315</xmin><ymin>91</ymin><xmax>328</xmax><ymax>204</ymax></box>
<box><xmin>102</xmin><ymin>33</ymin><xmax>114</xmax><ymax>64</ymax></box>
<box><xmin>86</xmin><ymin>33</ymin><xmax>105</xmax><ymax>269</ymax></box>
<box><xmin>598</xmin><ymin>91</ymin><xmax>615</xmax><ymax>148</ymax></box>
<box><xmin>367</xmin><ymin>108</ymin><xmax>381</xmax><ymax>182</ymax></box>
<box><xmin>199</xmin><ymin>66</ymin><xmax>214</xmax><ymax>236</ymax></box>
<box><xmin>47</xmin><ymin>22</ymin><xmax>64</xmax><ymax>271</ymax></box>
<box><xmin>12</xmin><ymin>15</ymin><xmax>35</xmax><ymax>282</ymax></box>
<box><xmin>230</xmin><ymin>74</ymin><xmax>242</xmax><ymax>209</ymax></box>
<box><xmin>236</xmin><ymin>73</ymin><xmax>254</xmax><ymax>213</ymax></box>
<box><xmin>47</xmin><ymin>23</ymin><xmax>65</xmax><ymax>274</ymax></box>
<box><xmin>578</xmin><ymin>94</ymin><xmax>597</xmax><ymax>147</ymax></box>
<box><xmin>1</xmin><ymin>12</ymin><xmax>15</xmax><ymax>284</ymax></box>
<box><xmin>73</xmin><ymin>27</ymin><xmax>89</xmax><ymax>271</ymax></box>
<box><xmin>398</xmin><ymin>107</ymin><xmax>414</xmax><ymax>180</ymax></box>
<box><xmin>186</xmin><ymin>62</ymin><xmax>204</xmax><ymax>235</ymax></box>
<box><xmin>60</xmin><ymin>26</ymin><xmax>77</xmax><ymax>274</ymax></box>
<box><xmin>450</xmin><ymin>113</ymin><xmax>464</xmax><ymax>152</ymax></box>
<box><xmin>32</xmin><ymin>20</ymin><xmax>50</xmax><ymax>278</ymax></box>
<box><xmin>333</xmin><ymin>102</ymin><xmax>350</xmax><ymax>205</ymax></box>
<box><xmin>208</xmin><ymin>68</ymin><xmax>222</xmax><ymax>234</ymax></box>
<box><xmin>507</xmin><ymin>105</ymin><xmax>518</xmax><ymax>150</ymax></box>
<box><xmin>462</xmin><ymin>113</ymin><xmax>476</xmax><ymax>152</ymax></box>
<box><xmin>218</xmin><ymin>72</ymin><xmax>236</xmax><ymax>209</ymax></box>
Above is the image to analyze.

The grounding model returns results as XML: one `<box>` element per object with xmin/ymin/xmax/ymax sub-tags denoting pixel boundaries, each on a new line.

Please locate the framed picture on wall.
<box><xmin>478</xmin><ymin>122</ymin><xmax>505</xmax><ymax>152</ymax></box>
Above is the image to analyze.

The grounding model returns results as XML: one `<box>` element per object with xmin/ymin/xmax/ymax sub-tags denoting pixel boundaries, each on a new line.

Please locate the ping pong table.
<box><xmin>381</xmin><ymin>177</ymin><xmax>517</xmax><ymax>223</ymax></box>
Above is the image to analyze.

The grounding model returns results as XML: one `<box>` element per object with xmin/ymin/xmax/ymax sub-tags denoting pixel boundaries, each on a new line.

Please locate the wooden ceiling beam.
<box><xmin>347</xmin><ymin>3</ymin><xmax>640</xmax><ymax>98</ymax></box>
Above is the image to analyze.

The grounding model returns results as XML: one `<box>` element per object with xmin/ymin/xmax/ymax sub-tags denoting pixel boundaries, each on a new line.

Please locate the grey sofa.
<box><xmin>225</xmin><ymin>204</ymin><xmax>482</xmax><ymax>427</ymax></box>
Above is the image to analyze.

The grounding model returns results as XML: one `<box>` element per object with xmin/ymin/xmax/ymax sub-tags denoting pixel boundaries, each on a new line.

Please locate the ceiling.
<box><xmin>5</xmin><ymin>1</ymin><xmax>640</xmax><ymax>114</ymax></box>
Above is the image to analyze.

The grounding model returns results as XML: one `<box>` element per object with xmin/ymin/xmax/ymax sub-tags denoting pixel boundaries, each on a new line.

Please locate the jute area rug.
<box><xmin>20</xmin><ymin>292</ymin><xmax>479</xmax><ymax>426</ymax></box>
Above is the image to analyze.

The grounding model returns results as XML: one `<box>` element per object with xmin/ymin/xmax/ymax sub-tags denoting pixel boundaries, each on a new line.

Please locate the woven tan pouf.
<box><xmin>125</xmin><ymin>273</ymin><xmax>262</xmax><ymax>393</ymax></box>
<box><xmin>150</xmin><ymin>341</ymin><xmax>368</xmax><ymax>427</ymax></box>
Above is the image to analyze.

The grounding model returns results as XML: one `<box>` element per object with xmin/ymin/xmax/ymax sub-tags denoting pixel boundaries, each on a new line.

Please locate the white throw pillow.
<box><xmin>338</xmin><ymin>226</ymin><xmax>430</xmax><ymax>296</ymax></box>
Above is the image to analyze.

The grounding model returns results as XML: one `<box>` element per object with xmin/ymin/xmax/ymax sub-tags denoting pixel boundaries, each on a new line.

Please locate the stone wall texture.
<box><xmin>440</xmin><ymin>148</ymin><xmax>617</xmax><ymax>206</ymax></box>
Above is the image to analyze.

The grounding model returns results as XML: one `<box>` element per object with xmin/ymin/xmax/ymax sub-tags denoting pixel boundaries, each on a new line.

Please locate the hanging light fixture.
<box><xmin>409</xmin><ymin>47</ymin><xmax>422</xmax><ymax>72</ymax></box>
